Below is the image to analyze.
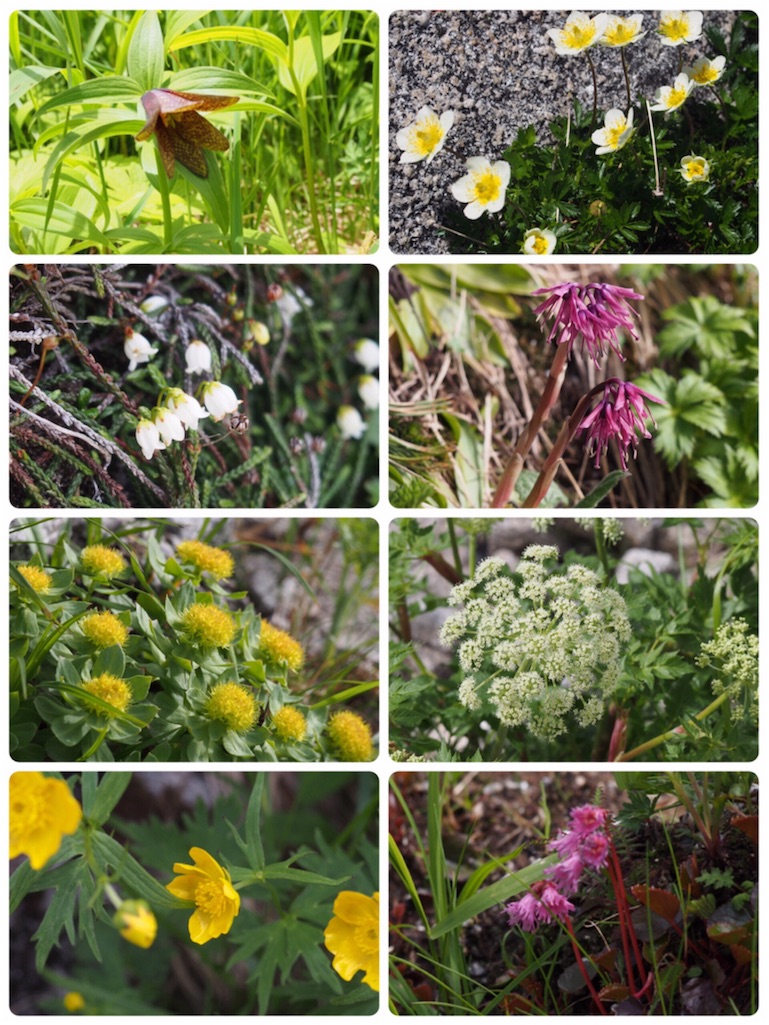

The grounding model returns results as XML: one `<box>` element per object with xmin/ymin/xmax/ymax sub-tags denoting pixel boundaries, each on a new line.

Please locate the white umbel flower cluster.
<box><xmin>439</xmin><ymin>545</ymin><xmax>631</xmax><ymax>740</ymax></box>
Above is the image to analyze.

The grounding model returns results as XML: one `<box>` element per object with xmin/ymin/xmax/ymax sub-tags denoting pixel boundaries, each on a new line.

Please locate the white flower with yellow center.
<box><xmin>650</xmin><ymin>73</ymin><xmax>694</xmax><ymax>113</ymax></box>
<box><xmin>396</xmin><ymin>106</ymin><xmax>455</xmax><ymax>164</ymax></box>
<box><xmin>657</xmin><ymin>10</ymin><xmax>703</xmax><ymax>46</ymax></box>
<box><xmin>546</xmin><ymin>12</ymin><xmax>609</xmax><ymax>55</ymax></box>
<box><xmin>450</xmin><ymin>157</ymin><xmax>511</xmax><ymax>220</ymax></box>
<box><xmin>601</xmin><ymin>14</ymin><xmax>645</xmax><ymax>47</ymax></box>
<box><xmin>521</xmin><ymin>228</ymin><xmax>557</xmax><ymax>256</ymax></box>
<box><xmin>684</xmin><ymin>55</ymin><xmax>726</xmax><ymax>86</ymax></box>
<box><xmin>679</xmin><ymin>154</ymin><xmax>710</xmax><ymax>183</ymax></box>
<box><xmin>592</xmin><ymin>108</ymin><xmax>635</xmax><ymax>155</ymax></box>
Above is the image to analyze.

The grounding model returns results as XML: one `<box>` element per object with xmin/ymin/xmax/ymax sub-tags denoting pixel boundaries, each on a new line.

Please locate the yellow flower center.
<box><xmin>532</xmin><ymin>236</ymin><xmax>550</xmax><ymax>255</ymax></box>
<box><xmin>81</xmin><ymin>673</ymin><xmax>132</xmax><ymax>716</ymax></box>
<box><xmin>686</xmin><ymin>160</ymin><xmax>706</xmax><ymax>178</ymax></box>
<box><xmin>604</xmin><ymin>22</ymin><xmax>635</xmax><ymax>46</ymax></box>
<box><xmin>694</xmin><ymin>65</ymin><xmax>717</xmax><ymax>84</ymax></box>
<box><xmin>272</xmin><ymin>706</ymin><xmax>307</xmax><ymax>741</ymax></box>
<box><xmin>563</xmin><ymin>23</ymin><xmax>596</xmax><ymax>49</ymax></box>
<box><xmin>82</xmin><ymin>611</ymin><xmax>128</xmax><ymax>649</ymax></box>
<box><xmin>667</xmin><ymin>86</ymin><xmax>687</xmax><ymax>108</ymax></box>
<box><xmin>182</xmin><ymin>603</ymin><xmax>236</xmax><ymax>648</ymax></box>
<box><xmin>660</xmin><ymin>16</ymin><xmax>689</xmax><ymax>42</ymax></box>
<box><xmin>195</xmin><ymin>878</ymin><xmax>230</xmax><ymax>916</ymax></box>
<box><xmin>259</xmin><ymin>620</ymin><xmax>305</xmax><ymax>672</ymax></box>
<box><xmin>414</xmin><ymin>120</ymin><xmax>443</xmax><ymax>156</ymax></box>
<box><xmin>81</xmin><ymin>545</ymin><xmax>126</xmax><ymax>578</ymax></box>
<box><xmin>471</xmin><ymin>170</ymin><xmax>502</xmax><ymax>205</ymax></box>
<box><xmin>176</xmin><ymin>540</ymin><xmax>234</xmax><ymax>580</ymax></box>
<box><xmin>605</xmin><ymin>122</ymin><xmax>627</xmax><ymax>149</ymax></box>
<box><xmin>206</xmin><ymin>682</ymin><xmax>257</xmax><ymax>732</ymax></box>
<box><xmin>15</xmin><ymin>564</ymin><xmax>53</xmax><ymax>593</ymax></box>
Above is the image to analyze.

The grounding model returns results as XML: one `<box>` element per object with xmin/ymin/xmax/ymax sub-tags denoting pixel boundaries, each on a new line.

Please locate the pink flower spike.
<box><xmin>569</xmin><ymin>805</ymin><xmax>612</xmax><ymax>836</ymax></box>
<box><xmin>505</xmin><ymin>893</ymin><xmax>542</xmax><ymax>932</ymax></box>
<box><xmin>532</xmin><ymin>282</ymin><xmax>644</xmax><ymax>367</ymax></box>
<box><xmin>546</xmin><ymin>851</ymin><xmax>586</xmax><ymax>894</ymax></box>
<box><xmin>549</xmin><ymin>828</ymin><xmax>582</xmax><ymax>859</ymax></box>
<box><xmin>580</xmin><ymin>831</ymin><xmax>611</xmax><ymax>870</ymax></box>
<box><xmin>579</xmin><ymin>380</ymin><xmax>665</xmax><ymax>470</ymax></box>
<box><xmin>539</xmin><ymin>882</ymin><xmax>575</xmax><ymax>922</ymax></box>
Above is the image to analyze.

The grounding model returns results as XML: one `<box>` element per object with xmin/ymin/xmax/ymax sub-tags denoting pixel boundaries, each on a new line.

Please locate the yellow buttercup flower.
<box><xmin>272</xmin><ymin>706</ymin><xmax>307</xmax><ymax>742</ymax></box>
<box><xmin>15</xmin><ymin>564</ymin><xmax>53</xmax><ymax>594</ymax></box>
<box><xmin>114</xmin><ymin>899</ymin><xmax>157</xmax><ymax>949</ymax></box>
<box><xmin>327</xmin><ymin>711</ymin><xmax>374</xmax><ymax>762</ymax></box>
<box><xmin>324</xmin><ymin>891</ymin><xmax>379</xmax><ymax>992</ymax></box>
<box><xmin>166</xmin><ymin>847</ymin><xmax>241</xmax><ymax>944</ymax></box>
<box><xmin>63</xmin><ymin>992</ymin><xmax>85</xmax><ymax>1013</ymax></box>
<box><xmin>81</xmin><ymin>611</ymin><xmax>129</xmax><ymax>649</ymax></box>
<box><xmin>80</xmin><ymin>673</ymin><xmax>132</xmax><ymax>717</ymax></box>
<box><xmin>206</xmin><ymin>682</ymin><xmax>257</xmax><ymax>732</ymax></box>
<box><xmin>176</xmin><ymin>540</ymin><xmax>234</xmax><ymax>580</ymax></box>
<box><xmin>81</xmin><ymin>545</ymin><xmax>126</xmax><ymax>579</ymax></box>
<box><xmin>181</xmin><ymin>603</ymin><xmax>236</xmax><ymax>648</ymax></box>
<box><xmin>9</xmin><ymin>772</ymin><xmax>82</xmax><ymax>870</ymax></box>
<box><xmin>259</xmin><ymin>620</ymin><xmax>305</xmax><ymax>672</ymax></box>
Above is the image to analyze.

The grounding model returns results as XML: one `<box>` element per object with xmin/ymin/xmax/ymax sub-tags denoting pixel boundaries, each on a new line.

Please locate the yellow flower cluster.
<box><xmin>259</xmin><ymin>620</ymin><xmax>305</xmax><ymax>672</ymax></box>
<box><xmin>9</xmin><ymin>772</ymin><xmax>82</xmax><ymax>869</ymax></box>
<box><xmin>272</xmin><ymin>706</ymin><xmax>307</xmax><ymax>742</ymax></box>
<box><xmin>81</xmin><ymin>610</ymin><xmax>129</xmax><ymax>649</ymax></box>
<box><xmin>80</xmin><ymin>673</ymin><xmax>132</xmax><ymax>716</ymax></box>
<box><xmin>176</xmin><ymin>540</ymin><xmax>234</xmax><ymax>580</ymax></box>
<box><xmin>15</xmin><ymin>564</ymin><xmax>53</xmax><ymax>594</ymax></box>
<box><xmin>327</xmin><ymin>711</ymin><xmax>374</xmax><ymax>762</ymax></box>
<box><xmin>205</xmin><ymin>682</ymin><xmax>257</xmax><ymax>732</ymax></box>
<box><xmin>181</xmin><ymin>603</ymin><xmax>236</xmax><ymax>648</ymax></box>
<box><xmin>81</xmin><ymin>545</ymin><xmax>126</xmax><ymax>579</ymax></box>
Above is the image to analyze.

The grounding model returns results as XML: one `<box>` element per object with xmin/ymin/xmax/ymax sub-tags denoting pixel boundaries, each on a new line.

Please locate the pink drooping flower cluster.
<box><xmin>532</xmin><ymin>282</ymin><xmax>645</xmax><ymax>367</ymax></box>
<box><xmin>579</xmin><ymin>379</ymin><xmax>665</xmax><ymax>470</ymax></box>
<box><xmin>504</xmin><ymin>804</ymin><xmax>613</xmax><ymax>933</ymax></box>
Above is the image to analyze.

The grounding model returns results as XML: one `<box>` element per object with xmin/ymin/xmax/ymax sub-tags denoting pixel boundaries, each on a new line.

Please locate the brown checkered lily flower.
<box><xmin>135</xmin><ymin>89</ymin><xmax>239</xmax><ymax>178</ymax></box>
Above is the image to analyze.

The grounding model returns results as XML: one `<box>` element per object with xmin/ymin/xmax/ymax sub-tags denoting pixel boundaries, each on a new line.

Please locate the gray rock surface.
<box><xmin>388</xmin><ymin>9</ymin><xmax>735</xmax><ymax>254</ymax></box>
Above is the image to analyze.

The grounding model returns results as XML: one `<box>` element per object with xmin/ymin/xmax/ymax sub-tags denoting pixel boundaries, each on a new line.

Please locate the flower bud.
<box><xmin>357</xmin><ymin>375</ymin><xmax>379</xmax><ymax>410</ymax></box>
<box><xmin>136</xmin><ymin>418</ymin><xmax>166</xmax><ymax>459</ymax></box>
<box><xmin>337</xmin><ymin>405</ymin><xmax>366</xmax><ymax>440</ymax></box>
<box><xmin>352</xmin><ymin>338</ymin><xmax>380</xmax><ymax>372</ymax></box>
<box><xmin>113</xmin><ymin>900</ymin><xmax>157</xmax><ymax>949</ymax></box>
<box><xmin>201</xmin><ymin>381</ymin><xmax>241</xmax><ymax>422</ymax></box>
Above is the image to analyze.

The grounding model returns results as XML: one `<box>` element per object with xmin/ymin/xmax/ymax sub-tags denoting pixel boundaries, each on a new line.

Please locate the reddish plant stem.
<box><xmin>521</xmin><ymin>382</ymin><xmax>608</xmax><ymax>508</ymax></box>
<box><xmin>604</xmin><ymin>854</ymin><xmax>638</xmax><ymax>995</ymax></box>
<box><xmin>608</xmin><ymin>842</ymin><xmax>646</xmax><ymax>994</ymax></box>
<box><xmin>565</xmin><ymin>917</ymin><xmax>607</xmax><ymax>1015</ymax></box>
<box><xmin>491</xmin><ymin>343</ymin><xmax>569</xmax><ymax>507</ymax></box>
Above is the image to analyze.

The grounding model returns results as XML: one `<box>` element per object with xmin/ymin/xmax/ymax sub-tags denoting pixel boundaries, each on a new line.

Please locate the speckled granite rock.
<box><xmin>388</xmin><ymin>9</ymin><xmax>735</xmax><ymax>254</ymax></box>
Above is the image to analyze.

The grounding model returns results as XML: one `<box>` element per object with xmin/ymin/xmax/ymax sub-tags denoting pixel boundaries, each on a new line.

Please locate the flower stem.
<box><xmin>615</xmin><ymin>689</ymin><xmax>732</xmax><ymax>761</ymax></box>
<box><xmin>586</xmin><ymin>51</ymin><xmax>599</xmax><ymax>127</ymax></box>
<box><xmin>491</xmin><ymin>343</ymin><xmax>569</xmax><ymax>507</ymax></box>
<box><xmin>565</xmin><ymin>917</ymin><xmax>607</xmax><ymax>1015</ymax></box>
<box><xmin>620</xmin><ymin>50</ymin><xmax>632</xmax><ymax>111</ymax></box>
<box><xmin>154</xmin><ymin>150</ymin><xmax>174</xmax><ymax>252</ymax></box>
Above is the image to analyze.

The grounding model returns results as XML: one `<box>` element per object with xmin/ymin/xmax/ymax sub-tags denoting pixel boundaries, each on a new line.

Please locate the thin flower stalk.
<box><xmin>564</xmin><ymin>916</ymin><xmax>608</xmax><ymax>1015</ymax></box>
<box><xmin>491</xmin><ymin>343</ymin><xmax>570</xmax><ymax>507</ymax></box>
